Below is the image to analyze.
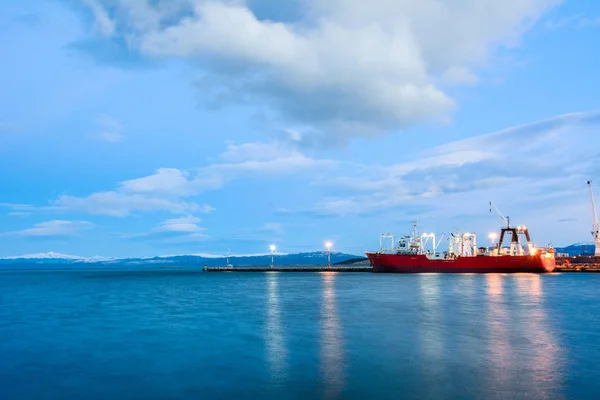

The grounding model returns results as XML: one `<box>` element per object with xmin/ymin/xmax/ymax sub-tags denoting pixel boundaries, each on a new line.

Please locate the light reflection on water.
<box><xmin>417</xmin><ymin>273</ymin><xmax>446</xmax><ymax>398</ymax></box>
<box><xmin>320</xmin><ymin>272</ymin><xmax>345</xmax><ymax>399</ymax></box>
<box><xmin>418</xmin><ymin>273</ymin><xmax>443</xmax><ymax>358</ymax></box>
<box><xmin>514</xmin><ymin>274</ymin><xmax>563</xmax><ymax>400</ymax></box>
<box><xmin>265</xmin><ymin>273</ymin><xmax>288</xmax><ymax>383</ymax></box>
<box><xmin>485</xmin><ymin>274</ymin><xmax>512</xmax><ymax>395</ymax></box>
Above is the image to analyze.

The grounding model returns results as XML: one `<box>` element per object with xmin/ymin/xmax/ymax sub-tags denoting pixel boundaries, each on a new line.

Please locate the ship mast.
<box><xmin>588</xmin><ymin>180</ymin><xmax>600</xmax><ymax>256</ymax></box>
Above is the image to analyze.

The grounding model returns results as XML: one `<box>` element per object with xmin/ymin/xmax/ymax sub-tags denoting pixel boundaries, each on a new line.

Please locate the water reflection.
<box><xmin>265</xmin><ymin>273</ymin><xmax>287</xmax><ymax>383</ymax></box>
<box><xmin>418</xmin><ymin>274</ymin><xmax>443</xmax><ymax>358</ymax></box>
<box><xmin>460</xmin><ymin>273</ymin><xmax>476</xmax><ymax>297</ymax></box>
<box><xmin>514</xmin><ymin>274</ymin><xmax>562</xmax><ymax>399</ymax></box>
<box><xmin>485</xmin><ymin>274</ymin><xmax>511</xmax><ymax>392</ymax></box>
<box><xmin>483</xmin><ymin>274</ymin><xmax>563</xmax><ymax>399</ymax></box>
<box><xmin>320</xmin><ymin>272</ymin><xmax>345</xmax><ymax>399</ymax></box>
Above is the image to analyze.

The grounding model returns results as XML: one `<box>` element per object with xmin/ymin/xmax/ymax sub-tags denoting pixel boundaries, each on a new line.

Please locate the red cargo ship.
<box><xmin>366</xmin><ymin>221</ymin><xmax>555</xmax><ymax>273</ymax></box>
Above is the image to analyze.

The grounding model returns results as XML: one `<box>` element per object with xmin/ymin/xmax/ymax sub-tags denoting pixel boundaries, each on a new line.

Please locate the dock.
<box><xmin>202</xmin><ymin>263</ymin><xmax>600</xmax><ymax>273</ymax></box>
<box><xmin>554</xmin><ymin>264</ymin><xmax>600</xmax><ymax>272</ymax></box>
<box><xmin>203</xmin><ymin>264</ymin><xmax>372</xmax><ymax>272</ymax></box>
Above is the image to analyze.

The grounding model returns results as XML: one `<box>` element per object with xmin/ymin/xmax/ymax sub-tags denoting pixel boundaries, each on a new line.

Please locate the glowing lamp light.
<box><xmin>488</xmin><ymin>232</ymin><xmax>498</xmax><ymax>240</ymax></box>
<box><xmin>269</xmin><ymin>244</ymin><xmax>276</xmax><ymax>268</ymax></box>
<box><xmin>325</xmin><ymin>241</ymin><xmax>333</xmax><ymax>268</ymax></box>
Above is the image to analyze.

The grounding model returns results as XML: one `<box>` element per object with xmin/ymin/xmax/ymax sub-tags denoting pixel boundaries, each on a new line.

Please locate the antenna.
<box><xmin>587</xmin><ymin>180</ymin><xmax>600</xmax><ymax>256</ymax></box>
<box><xmin>489</xmin><ymin>201</ymin><xmax>510</xmax><ymax>228</ymax></box>
<box><xmin>412</xmin><ymin>220</ymin><xmax>418</xmax><ymax>237</ymax></box>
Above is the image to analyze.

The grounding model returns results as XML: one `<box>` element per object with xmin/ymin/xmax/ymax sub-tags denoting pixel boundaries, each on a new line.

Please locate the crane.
<box><xmin>489</xmin><ymin>201</ymin><xmax>510</xmax><ymax>228</ymax></box>
<box><xmin>588</xmin><ymin>180</ymin><xmax>600</xmax><ymax>256</ymax></box>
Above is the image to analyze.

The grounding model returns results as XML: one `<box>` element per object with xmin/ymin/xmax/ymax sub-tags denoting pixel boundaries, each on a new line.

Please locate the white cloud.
<box><xmin>121</xmin><ymin>214</ymin><xmax>209</xmax><ymax>245</ymax></box>
<box><xmin>0</xmin><ymin>202</ymin><xmax>64</xmax><ymax>213</ymax></box>
<box><xmin>53</xmin><ymin>169</ymin><xmax>217</xmax><ymax>217</ymax></box>
<box><xmin>10</xmin><ymin>220</ymin><xmax>93</xmax><ymax>237</ymax></box>
<box><xmin>83</xmin><ymin>0</ymin><xmax>115</xmax><ymax>37</ymax></box>
<box><xmin>55</xmin><ymin>191</ymin><xmax>204</xmax><ymax>217</ymax></box>
<box><xmin>83</xmin><ymin>0</ymin><xmax>561</xmax><ymax>145</ymax></box>
<box><xmin>96</xmin><ymin>113</ymin><xmax>124</xmax><ymax>143</ymax></box>
<box><xmin>219</xmin><ymin>141</ymin><xmax>296</xmax><ymax>163</ymax></box>
<box><xmin>206</xmin><ymin>140</ymin><xmax>337</xmax><ymax>176</ymax></box>
<box><xmin>118</xmin><ymin>168</ymin><xmax>209</xmax><ymax>196</ymax></box>
<box><xmin>153</xmin><ymin>215</ymin><xmax>204</xmax><ymax>233</ymax></box>
<box><xmin>304</xmin><ymin>110</ymin><xmax>600</xmax><ymax>217</ymax></box>
<box><xmin>47</xmin><ymin>138</ymin><xmax>330</xmax><ymax>217</ymax></box>
<box><xmin>545</xmin><ymin>14</ymin><xmax>600</xmax><ymax>29</ymax></box>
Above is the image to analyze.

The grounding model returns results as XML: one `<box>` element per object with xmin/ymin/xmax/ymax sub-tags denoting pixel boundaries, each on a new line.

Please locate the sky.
<box><xmin>1</xmin><ymin>0</ymin><xmax>600</xmax><ymax>258</ymax></box>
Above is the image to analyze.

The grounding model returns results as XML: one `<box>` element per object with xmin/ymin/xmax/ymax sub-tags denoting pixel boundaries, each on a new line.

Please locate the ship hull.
<box><xmin>366</xmin><ymin>253</ymin><xmax>555</xmax><ymax>273</ymax></box>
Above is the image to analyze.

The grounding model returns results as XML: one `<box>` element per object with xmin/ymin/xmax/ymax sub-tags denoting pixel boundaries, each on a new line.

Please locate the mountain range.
<box><xmin>0</xmin><ymin>242</ymin><xmax>594</xmax><ymax>268</ymax></box>
<box><xmin>554</xmin><ymin>243</ymin><xmax>597</xmax><ymax>256</ymax></box>
<box><xmin>0</xmin><ymin>251</ymin><xmax>366</xmax><ymax>268</ymax></box>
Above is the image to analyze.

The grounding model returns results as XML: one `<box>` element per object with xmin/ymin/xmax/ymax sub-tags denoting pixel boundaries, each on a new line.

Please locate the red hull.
<box><xmin>366</xmin><ymin>253</ymin><xmax>555</xmax><ymax>273</ymax></box>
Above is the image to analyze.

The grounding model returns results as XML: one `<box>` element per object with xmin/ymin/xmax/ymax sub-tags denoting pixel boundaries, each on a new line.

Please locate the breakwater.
<box><xmin>203</xmin><ymin>261</ymin><xmax>600</xmax><ymax>273</ymax></box>
<box><xmin>554</xmin><ymin>264</ymin><xmax>600</xmax><ymax>272</ymax></box>
<box><xmin>203</xmin><ymin>264</ymin><xmax>372</xmax><ymax>272</ymax></box>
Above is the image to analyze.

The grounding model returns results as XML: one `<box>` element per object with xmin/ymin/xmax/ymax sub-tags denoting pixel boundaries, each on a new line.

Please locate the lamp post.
<box><xmin>325</xmin><ymin>241</ymin><xmax>332</xmax><ymax>268</ymax></box>
<box><xmin>270</xmin><ymin>244</ymin><xmax>276</xmax><ymax>269</ymax></box>
<box><xmin>488</xmin><ymin>232</ymin><xmax>498</xmax><ymax>255</ymax></box>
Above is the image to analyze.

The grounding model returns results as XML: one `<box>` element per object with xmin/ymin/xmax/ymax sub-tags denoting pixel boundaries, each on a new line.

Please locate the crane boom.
<box><xmin>588</xmin><ymin>180</ymin><xmax>600</xmax><ymax>256</ymax></box>
<box><xmin>489</xmin><ymin>201</ymin><xmax>510</xmax><ymax>228</ymax></box>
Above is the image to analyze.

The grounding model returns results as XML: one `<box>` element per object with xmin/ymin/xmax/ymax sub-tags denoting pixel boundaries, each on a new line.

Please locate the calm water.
<box><xmin>1</xmin><ymin>269</ymin><xmax>599</xmax><ymax>399</ymax></box>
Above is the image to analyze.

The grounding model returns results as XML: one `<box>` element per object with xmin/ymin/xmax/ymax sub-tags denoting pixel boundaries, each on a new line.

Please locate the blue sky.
<box><xmin>1</xmin><ymin>0</ymin><xmax>600</xmax><ymax>258</ymax></box>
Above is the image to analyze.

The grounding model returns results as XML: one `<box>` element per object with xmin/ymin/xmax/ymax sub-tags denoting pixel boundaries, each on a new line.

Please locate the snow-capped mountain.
<box><xmin>0</xmin><ymin>251</ymin><xmax>85</xmax><ymax>260</ymax></box>
<box><xmin>0</xmin><ymin>251</ymin><xmax>365</xmax><ymax>267</ymax></box>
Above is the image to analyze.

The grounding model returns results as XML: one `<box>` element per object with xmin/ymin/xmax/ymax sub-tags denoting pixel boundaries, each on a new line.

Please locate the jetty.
<box><xmin>202</xmin><ymin>261</ymin><xmax>600</xmax><ymax>273</ymax></box>
<box><xmin>203</xmin><ymin>263</ymin><xmax>372</xmax><ymax>272</ymax></box>
<box><xmin>554</xmin><ymin>264</ymin><xmax>600</xmax><ymax>272</ymax></box>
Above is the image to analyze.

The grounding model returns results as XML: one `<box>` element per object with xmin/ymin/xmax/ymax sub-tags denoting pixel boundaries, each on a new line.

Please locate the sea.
<box><xmin>1</xmin><ymin>268</ymin><xmax>599</xmax><ymax>400</ymax></box>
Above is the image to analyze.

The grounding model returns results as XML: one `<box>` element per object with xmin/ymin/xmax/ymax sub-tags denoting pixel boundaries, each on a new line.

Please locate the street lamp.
<box><xmin>325</xmin><ymin>241</ymin><xmax>332</xmax><ymax>268</ymax></box>
<box><xmin>270</xmin><ymin>244</ymin><xmax>276</xmax><ymax>269</ymax></box>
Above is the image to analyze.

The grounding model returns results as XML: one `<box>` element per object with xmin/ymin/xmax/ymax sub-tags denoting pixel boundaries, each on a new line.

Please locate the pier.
<box><xmin>554</xmin><ymin>264</ymin><xmax>600</xmax><ymax>272</ymax></box>
<box><xmin>203</xmin><ymin>264</ymin><xmax>372</xmax><ymax>272</ymax></box>
<box><xmin>203</xmin><ymin>262</ymin><xmax>600</xmax><ymax>273</ymax></box>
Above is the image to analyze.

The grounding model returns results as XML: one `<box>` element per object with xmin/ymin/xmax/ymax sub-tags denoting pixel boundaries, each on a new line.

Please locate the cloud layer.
<box><xmin>11</xmin><ymin>220</ymin><xmax>93</xmax><ymax>237</ymax></box>
<box><xmin>49</xmin><ymin>139</ymin><xmax>334</xmax><ymax>218</ymax></box>
<box><xmin>81</xmin><ymin>0</ymin><xmax>562</xmax><ymax>146</ymax></box>
<box><xmin>300</xmin><ymin>110</ymin><xmax>600</xmax><ymax>218</ymax></box>
<box><xmin>3</xmin><ymin>108</ymin><xmax>598</xmax><ymax>249</ymax></box>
